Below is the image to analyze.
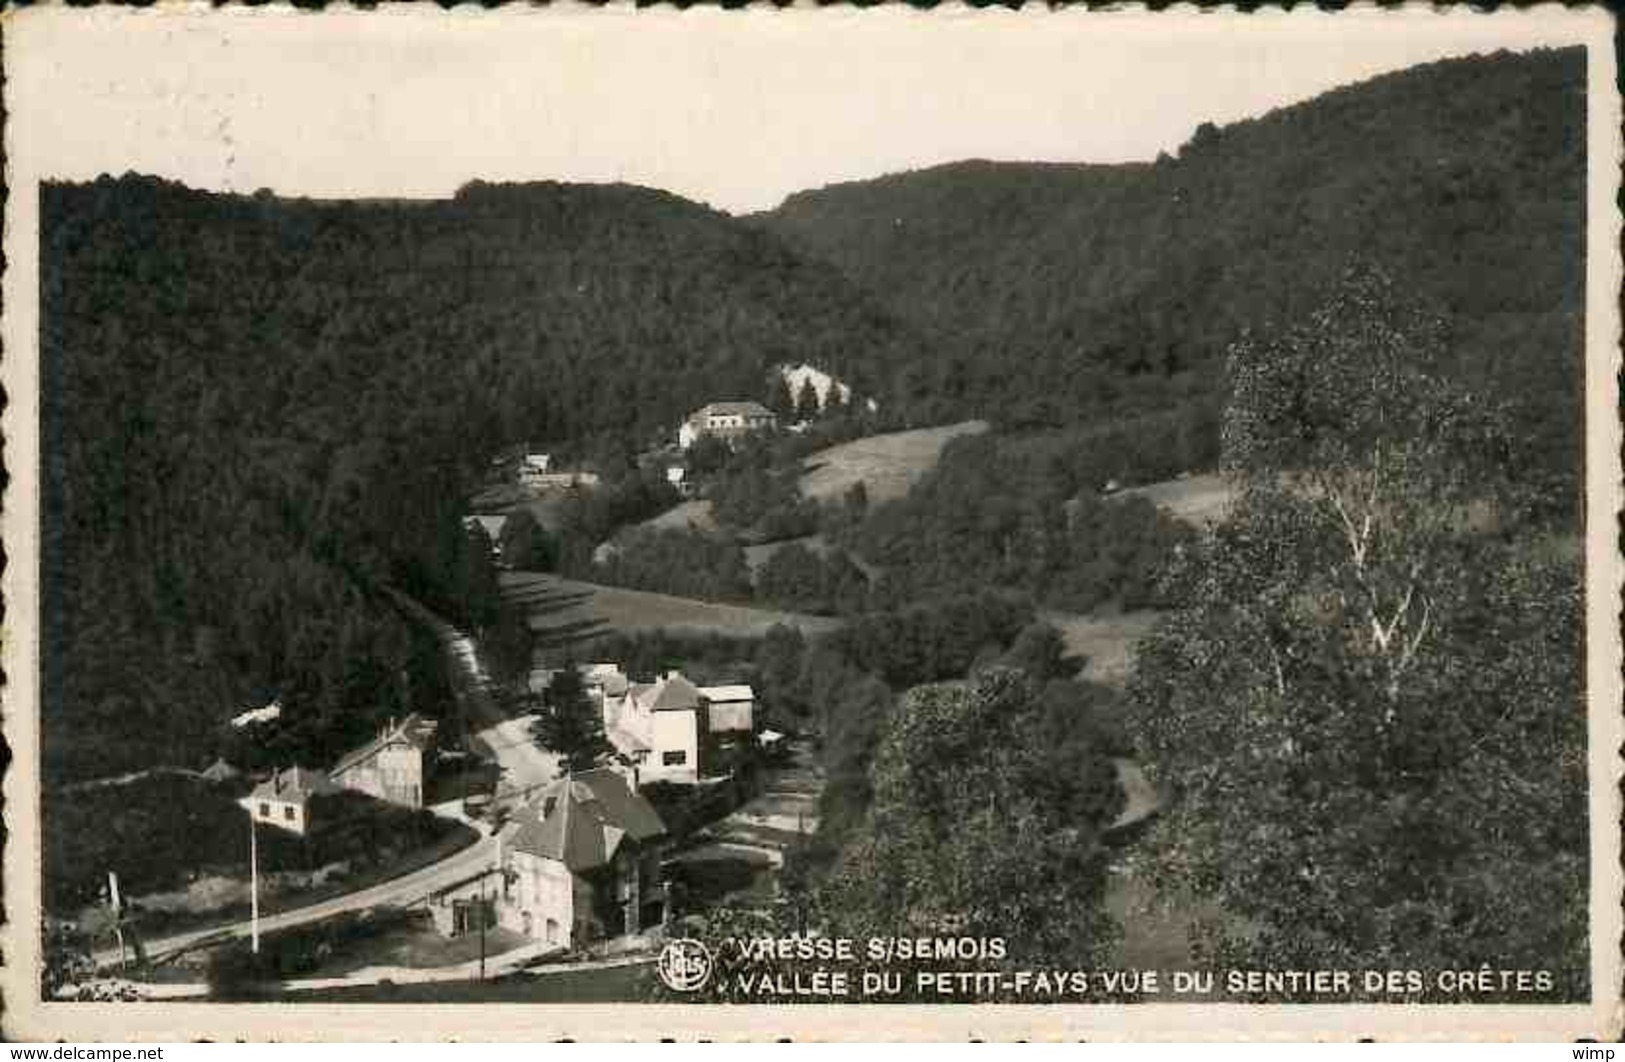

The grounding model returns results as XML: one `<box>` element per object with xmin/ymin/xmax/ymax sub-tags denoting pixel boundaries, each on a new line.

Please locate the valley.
<box><xmin>36</xmin><ymin>43</ymin><xmax>1590</xmax><ymax>1006</ymax></box>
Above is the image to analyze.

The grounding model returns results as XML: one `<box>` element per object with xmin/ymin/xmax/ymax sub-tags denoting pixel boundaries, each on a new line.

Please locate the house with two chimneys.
<box><xmin>677</xmin><ymin>401</ymin><xmax>777</xmax><ymax>450</ymax></box>
<box><xmin>427</xmin><ymin>768</ymin><xmax>669</xmax><ymax>948</ymax></box>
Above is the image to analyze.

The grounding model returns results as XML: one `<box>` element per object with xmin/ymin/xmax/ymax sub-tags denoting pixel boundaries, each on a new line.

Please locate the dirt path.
<box><xmin>58</xmin><ymin>766</ymin><xmax>204</xmax><ymax>794</ymax></box>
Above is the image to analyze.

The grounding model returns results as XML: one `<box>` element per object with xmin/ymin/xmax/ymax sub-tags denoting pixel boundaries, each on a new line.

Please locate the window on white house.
<box><xmin>663</xmin><ymin>750</ymin><xmax>687</xmax><ymax>766</ymax></box>
<box><xmin>283</xmin><ymin>805</ymin><xmax>295</xmax><ymax>821</ymax></box>
<box><xmin>258</xmin><ymin>802</ymin><xmax>270</xmax><ymax>817</ymax></box>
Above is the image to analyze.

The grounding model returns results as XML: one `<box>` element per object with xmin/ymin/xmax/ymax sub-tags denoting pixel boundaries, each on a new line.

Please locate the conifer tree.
<box><xmin>795</xmin><ymin>378</ymin><xmax>822</xmax><ymax>422</ymax></box>
<box><xmin>768</xmin><ymin>374</ymin><xmax>795</xmax><ymax>419</ymax></box>
<box><xmin>532</xmin><ymin>662</ymin><xmax>611</xmax><ymax>774</ymax></box>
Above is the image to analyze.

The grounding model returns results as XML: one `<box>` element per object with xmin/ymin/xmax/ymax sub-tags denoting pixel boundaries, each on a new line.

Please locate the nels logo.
<box><xmin>656</xmin><ymin>938</ymin><xmax>714</xmax><ymax>992</ymax></box>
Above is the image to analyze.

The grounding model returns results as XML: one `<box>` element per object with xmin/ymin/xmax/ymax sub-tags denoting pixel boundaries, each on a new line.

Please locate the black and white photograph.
<box><xmin>3</xmin><ymin>6</ymin><xmax>1619</xmax><ymax>1041</ymax></box>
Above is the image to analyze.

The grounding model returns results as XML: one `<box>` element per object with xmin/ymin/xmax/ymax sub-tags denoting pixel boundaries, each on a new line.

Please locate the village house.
<box><xmin>524</xmin><ymin>470</ymin><xmax>603</xmax><ymax>492</ymax></box>
<box><xmin>463</xmin><ymin>513</ymin><xmax>508</xmax><ymax>544</ymax></box>
<box><xmin>677</xmin><ymin>401</ymin><xmax>777</xmax><ymax>450</ymax></box>
<box><xmin>427</xmin><ymin>769</ymin><xmax>668</xmax><ymax>947</ymax></box>
<box><xmin>700</xmin><ymin>684</ymin><xmax>755</xmax><ymax>734</ymax></box>
<box><xmin>602</xmin><ymin>671</ymin><xmax>756</xmax><ymax>785</ymax></box>
<box><xmin>240</xmin><ymin>766</ymin><xmax>337</xmax><ymax>837</ymax></box>
<box><xmin>329</xmin><ymin>713</ymin><xmax>439</xmax><ymax>810</ymax></box>
<box><xmin>229</xmin><ymin>696</ymin><xmax>282</xmax><ymax>730</ymax></box>
<box><xmin>200</xmin><ymin>758</ymin><xmax>241</xmax><ymax>785</ymax></box>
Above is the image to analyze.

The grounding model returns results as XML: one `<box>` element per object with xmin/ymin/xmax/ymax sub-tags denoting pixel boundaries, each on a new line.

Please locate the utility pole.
<box><xmin>108</xmin><ymin>870</ymin><xmax>126</xmax><ymax>971</ymax></box>
<box><xmin>478</xmin><ymin>874</ymin><xmax>487</xmax><ymax>982</ymax></box>
<box><xmin>249</xmin><ymin>812</ymin><xmax>260</xmax><ymax>955</ymax></box>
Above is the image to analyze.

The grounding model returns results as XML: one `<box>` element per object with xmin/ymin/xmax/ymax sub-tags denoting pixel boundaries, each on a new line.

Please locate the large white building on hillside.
<box><xmin>677</xmin><ymin>401</ymin><xmax>777</xmax><ymax>450</ymax></box>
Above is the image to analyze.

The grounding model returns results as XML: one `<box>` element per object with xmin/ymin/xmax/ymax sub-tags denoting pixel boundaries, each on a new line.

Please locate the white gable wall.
<box><xmin>647</xmin><ymin>709</ymin><xmax>699</xmax><ymax>784</ymax></box>
<box><xmin>500</xmin><ymin>850</ymin><xmax>579</xmax><ymax>946</ymax></box>
<box><xmin>245</xmin><ymin>795</ymin><xmax>308</xmax><ymax>836</ymax></box>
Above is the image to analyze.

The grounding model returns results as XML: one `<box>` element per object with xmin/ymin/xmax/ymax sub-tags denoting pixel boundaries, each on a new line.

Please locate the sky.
<box><xmin>8</xmin><ymin>7</ymin><xmax>1604</xmax><ymax>215</ymax></box>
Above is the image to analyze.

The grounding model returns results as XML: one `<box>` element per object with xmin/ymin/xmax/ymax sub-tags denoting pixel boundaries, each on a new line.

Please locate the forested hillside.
<box><xmin>759</xmin><ymin>47</ymin><xmax>1585</xmax><ymax>513</ymax></box>
<box><xmin>41</xmin><ymin>46</ymin><xmax>1587</xmax><ymax>787</ymax></box>
<box><xmin>41</xmin><ymin>176</ymin><xmax>927</xmax><ymax>782</ymax></box>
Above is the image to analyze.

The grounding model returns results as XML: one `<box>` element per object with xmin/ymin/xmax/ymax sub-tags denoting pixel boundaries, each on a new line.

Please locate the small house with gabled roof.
<box><xmin>241</xmin><ymin>766</ymin><xmax>337</xmax><ymax>837</ymax></box>
<box><xmin>200</xmin><ymin>758</ymin><xmax>242</xmax><ymax>785</ymax></box>
<box><xmin>329</xmin><ymin>713</ymin><xmax>438</xmax><ymax>809</ymax></box>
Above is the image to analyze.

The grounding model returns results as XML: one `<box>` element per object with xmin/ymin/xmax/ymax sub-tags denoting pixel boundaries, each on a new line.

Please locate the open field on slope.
<box><xmin>634</xmin><ymin>498</ymin><xmax>719</xmax><ymax>534</ymax></box>
<box><xmin>798</xmin><ymin>420</ymin><xmax>989</xmax><ymax>504</ymax></box>
<box><xmin>629</xmin><ymin>421</ymin><xmax>985</xmax><ymax>541</ymax></box>
<box><xmin>500</xmin><ymin>571</ymin><xmax>841</xmax><ymax>646</ymax></box>
<box><xmin>1040</xmin><ymin>608</ymin><xmax>1163</xmax><ymax>687</ymax></box>
<box><xmin>1113</xmin><ymin>472</ymin><xmax>1235</xmax><ymax>527</ymax></box>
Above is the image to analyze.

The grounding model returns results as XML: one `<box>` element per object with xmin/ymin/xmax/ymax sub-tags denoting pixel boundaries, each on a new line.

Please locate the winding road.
<box><xmin>108</xmin><ymin>835</ymin><xmax>503</xmax><ymax>968</ymax></box>
<box><xmin>96</xmin><ymin>595</ymin><xmax>557</xmax><ymax>971</ymax></box>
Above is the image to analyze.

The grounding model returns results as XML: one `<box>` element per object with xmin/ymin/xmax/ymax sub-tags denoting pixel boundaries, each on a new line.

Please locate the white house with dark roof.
<box><xmin>677</xmin><ymin>401</ymin><xmax>777</xmax><ymax>450</ymax></box>
<box><xmin>429</xmin><ymin>769</ymin><xmax>667</xmax><ymax>945</ymax></box>
<box><xmin>329</xmin><ymin>713</ymin><xmax>438</xmax><ymax>809</ymax></box>
<box><xmin>240</xmin><ymin>766</ymin><xmax>337</xmax><ymax>837</ymax></box>
<box><xmin>606</xmin><ymin>672</ymin><xmax>706</xmax><ymax>784</ymax></box>
<box><xmin>600</xmin><ymin>671</ymin><xmax>756</xmax><ymax>785</ymax></box>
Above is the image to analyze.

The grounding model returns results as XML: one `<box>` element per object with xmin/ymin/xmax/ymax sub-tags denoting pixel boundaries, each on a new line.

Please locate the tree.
<box><xmin>755</xmin><ymin>541</ymin><xmax>827</xmax><ymax>612</ymax></box>
<box><xmin>685</xmin><ymin>434</ymin><xmax>733</xmax><ymax>477</ymax></box>
<box><xmin>753</xmin><ymin>623</ymin><xmax>807</xmax><ymax>723</ymax></box>
<box><xmin>794</xmin><ymin>377</ymin><xmax>821</xmax><ymax>422</ymax></box>
<box><xmin>767</xmin><ymin>374</ymin><xmax>795</xmax><ymax>420</ymax></box>
<box><xmin>499</xmin><ymin>507</ymin><xmax>554</xmax><ymax>571</ymax></box>
<box><xmin>532</xmin><ymin>662</ymin><xmax>610</xmax><ymax>774</ymax></box>
<box><xmin>1127</xmin><ymin>264</ymin><xmax>1587</xmax><ymax>998</ymax></box>
<box><xmin>818</xmin><ymin>669</ymin><xmax>1123</xmax><ymax>974</ymax></box>
<box><xmin>995</xmin><ymin>620</ymin><xmax>1077</xmax><ymax>682</ymax></box>
<box><xmin>821</xmin><ymin>549</ymin><xmax>871</xmax><ymax>615</ymax></box>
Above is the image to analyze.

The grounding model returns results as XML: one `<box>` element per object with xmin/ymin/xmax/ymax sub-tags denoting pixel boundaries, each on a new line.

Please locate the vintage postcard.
<box><xmin>2</xmin><ymin>3</ymin><xmax>1620</xmax><ymax>1042</ymax></box>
